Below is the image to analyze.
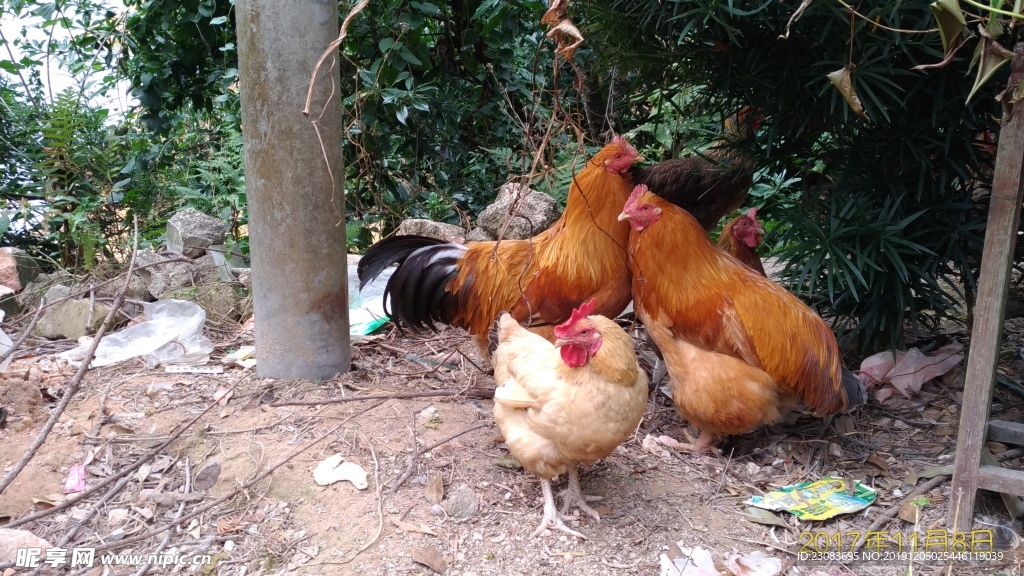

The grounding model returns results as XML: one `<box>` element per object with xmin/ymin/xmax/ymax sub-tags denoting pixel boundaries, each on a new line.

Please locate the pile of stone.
<box><xmin>394</xmin><ymin>182</ymin><xmax>560</xmax><ymax>243</ymax></box>
<box><xmin>0</xmin><ymin>208</ymin><xmax>249</xmax><ymax>340</ymax></box>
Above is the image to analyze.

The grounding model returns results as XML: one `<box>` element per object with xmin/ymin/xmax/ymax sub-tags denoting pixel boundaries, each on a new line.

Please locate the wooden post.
<box><xmin>948</xmin><ymin>43</ymin><xmax>1024</xmax><ymax>531</ymax></box>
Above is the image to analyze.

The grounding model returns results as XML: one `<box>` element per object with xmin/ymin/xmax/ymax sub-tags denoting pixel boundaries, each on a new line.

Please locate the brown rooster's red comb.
<box><xmin>611</xmin><ymin>134</ymin><xmax>638</xmax><ymax>158</ymax></box>
<box><xmin>746</xmin><ymin>207</ymin><xmax>758</xmax><ymax>221</ymax></box>
<box><xmin>554</xmin><ymin>298</ymin><xmax>597</xmax><ymax>337</ymax></box>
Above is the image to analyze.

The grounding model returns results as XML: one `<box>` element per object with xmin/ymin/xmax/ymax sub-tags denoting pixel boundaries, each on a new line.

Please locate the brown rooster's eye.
<box><xmin>642</xmin><ymin>205</ymin><xmax>650</xmax><ymax>211</ymax></box>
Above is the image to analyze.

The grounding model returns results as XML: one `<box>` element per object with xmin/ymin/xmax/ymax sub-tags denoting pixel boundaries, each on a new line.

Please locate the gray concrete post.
<box><xmin>236</xmin><ymin>0</ymin><xmax>350</xmax><ymax>379</ymax></box>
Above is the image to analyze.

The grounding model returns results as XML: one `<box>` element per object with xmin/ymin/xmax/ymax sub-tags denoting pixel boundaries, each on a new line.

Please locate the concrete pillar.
<box><xmin>236</xmin><ymin>0</ymin><xmax>350</xmax><ymax>379</ymax></box>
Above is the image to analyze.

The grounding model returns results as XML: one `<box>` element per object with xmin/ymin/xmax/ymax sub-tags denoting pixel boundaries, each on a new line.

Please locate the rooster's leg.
<box><xmin>531</xmin><ymin>478</ymin><xmax>587</xmax><ymax>539</ymax></box>
<box><xmin>676</xmin><ymin>430</ymin><xmax>720</xmax><ymax>454</ymax></box>
<box><xmin>559</xmin><ymin>463</ymin><xmax>602</xmax><ymax>521</ymax></box>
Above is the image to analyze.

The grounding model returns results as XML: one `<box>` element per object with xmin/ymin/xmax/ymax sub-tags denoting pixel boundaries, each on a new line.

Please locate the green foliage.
<box><xmin>588</xmin><ymin>0</ymin><xmax>1005</xmax><ymax>351</ymax></box>
<box><xmin>120</xmin><ymin>0</ymin><xmax>238</xmax><ymax>132</ymax></box>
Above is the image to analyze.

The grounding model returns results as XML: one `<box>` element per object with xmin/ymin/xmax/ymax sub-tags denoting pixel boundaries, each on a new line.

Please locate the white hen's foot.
<box><xmin>558</xmin><ymin>464</ymin><xmax>602</xmax><ymax>521</ymax></box>
<box><xmin>530</xmin><ymin>479</ymin><xmax>587</xmax><ymax>539</ymax></box>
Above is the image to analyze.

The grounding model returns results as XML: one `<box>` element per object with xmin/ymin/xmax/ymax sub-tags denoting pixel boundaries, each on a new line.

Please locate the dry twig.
<box><xmin>270</xmin><ymin>387</ymin><xmax>494</xmax><ymax>408</ymax></box>
<box><xmin>87</xmin><ymin>400</ymin><xmax>388</xmax><ymax>554</ymax></box>
<box><xmin>0</xmin><ymin>216</ymin><xmax>140</xmax><ymax>496</ymax></box>
<box><xmin>388</xmin><ymin>422</ymin><xmax>490</xmax><ymax>493</ymax></box>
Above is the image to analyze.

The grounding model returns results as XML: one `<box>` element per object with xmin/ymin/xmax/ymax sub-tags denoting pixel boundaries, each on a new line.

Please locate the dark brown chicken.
<box><xmin>632</xmin><ymin>108</ymin><xmax>760</xmax><ymax>231</ymax></box>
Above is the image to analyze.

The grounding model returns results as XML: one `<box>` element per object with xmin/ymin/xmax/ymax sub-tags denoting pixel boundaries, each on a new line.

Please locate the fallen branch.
<box><xmin>388</xmin><ymin>422</ymin><xmax>490</xmax><ymax>493</ymax></box>
<box><xmin>86</xmin><ymin>400</ymin><xmax>388</xmax><ymax>554</ymax></box>
<box><xmin>270</xmin><ymin>387</ymin><xmax>495</xmax><ymax>407</ymax></box>
<box><xmin>0</xmin><ymin>216</ymin><xmax>140</xmax><ymax>496</ymax></box>
<box><xmin>0</xmin><ymin>375</ymin><xmax>244</xmax><ymax>533</ymax></box>
<box><xmin>852</xmin><ymin>448</ymin><xmax>1024</xmax><ymax>552</ymax></box>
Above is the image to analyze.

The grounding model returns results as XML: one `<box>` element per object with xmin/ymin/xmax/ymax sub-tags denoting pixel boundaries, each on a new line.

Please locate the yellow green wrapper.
<box><xmin>746</xmin><ymin>477</ymin><xmax>876</xmax><ymax>521</ymax></box>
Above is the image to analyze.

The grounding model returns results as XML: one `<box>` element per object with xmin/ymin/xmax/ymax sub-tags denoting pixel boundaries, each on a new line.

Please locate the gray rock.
<box><xmin>168</xmin><ymin>283</ymin><xmax>245</xmax><ymax>321</ymax></box>
<box><xmin>34</xmin><ymin>299</ymin><xmax>112</xmax><ymax>339</ymax></box>
<box><xmin>134</xmin><ymin>250</ymin><xmax>194</xmax><ymax>298</ymax></box>
<box><xmin>192</xmin><ymin>254</ymin><xmax>235</xmax><ymax>284</ymax></box>
<box><xmin>465</xmin><ymin>227</ymin><xmax>495</xmax><ymax>242</ymax></box>
<box><xmin>0</xmin><ymin>296</ymin><xmax>18</xmax><ymax>317</ymax></box>
<box><xmin>165</xmin><ymin>208</ymin><xmax>228</xmax><ymax>258</ymax></box>
<box><xmin>42</xmin><ymin>284</ymin><xmax>75</xmax><ymax>305</ymax></box>
<box><xmin>0</xmin><ymin>248</ymin><xmax>40</xmax><ymax>292</ymax></box>
<box><xmin>396</xmin><ymin>219</ymin><xmax>466</xmax><ymax>243</ymax></box>
<box><xmin>94</xmin><ymin>275</ymin><xmax>150</xmax><ymax>302</ymax></box>
<box><xmin>476</xmin><ymin>183</ymin><xmax>559</xmax><ymax>240</ymax></box>
<box><xmin>441</xmin><ymin>484</ymin><xmax>479</xmax><ymax>519</ymax></box>
<box><xmin>15</xmin><ymin>272</ymin><xmax>76</xmax><ymax>310</ymax></box>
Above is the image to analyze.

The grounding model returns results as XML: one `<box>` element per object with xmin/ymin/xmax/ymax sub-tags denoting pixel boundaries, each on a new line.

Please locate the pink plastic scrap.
<box><xmin>63</xmin><ymin>464</ymin><xmax>86</xmax><ymax>494</ymax></box>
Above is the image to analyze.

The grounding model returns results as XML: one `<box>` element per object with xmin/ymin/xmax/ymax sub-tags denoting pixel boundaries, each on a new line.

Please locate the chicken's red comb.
<box><xmin>746</xmin><ymin>207</ymin><xmax>758</xmax><ymax>221</ymax></box>
<box><xmin>554</xmin><ymin>298</ymin><xmax>597</xmax><ymax>337</ymax></box>
<box><xmin>627</xmin><ymin>184</ymin><xmax>649</xmax><ymax>205</ymax></box>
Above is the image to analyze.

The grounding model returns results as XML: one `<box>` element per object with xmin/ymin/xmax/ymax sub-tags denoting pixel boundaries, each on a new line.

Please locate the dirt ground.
<box><xmin>2</xmin><ymin>316</ymin><xmax>1024</xmax><ymax>576</ymax></box>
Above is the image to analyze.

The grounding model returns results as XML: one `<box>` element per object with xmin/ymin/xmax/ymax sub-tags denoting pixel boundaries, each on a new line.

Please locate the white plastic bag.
<box><xmin>0</xmin><ymin>310</ymin><xmax>13</xmax><ymax>373</ymax></box>
<box><xmin>61</xmin><ymin>299</ymin><xmax>213</xmax><ymax>368</ymax></box>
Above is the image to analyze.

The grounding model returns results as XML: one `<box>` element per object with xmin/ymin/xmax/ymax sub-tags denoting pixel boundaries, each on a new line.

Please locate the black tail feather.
<box><xmin>841</xmin><ymin>366</ymin><xmax>867</xmax><ymax>411</ymax></box>
<box><xmin>378</xmin><ymin>242</ymin><xmax>466</xmax><ymax>331</ymax></box>
<box><xmin>357</xmin><ymin>234</ymin><xmax>445</xmax><ymax>290</ymax></box>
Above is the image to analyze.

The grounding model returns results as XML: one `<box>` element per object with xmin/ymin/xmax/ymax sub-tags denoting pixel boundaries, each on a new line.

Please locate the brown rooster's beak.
<box><xmin>634</xmin><ymin>154</ymin><xmax>646</xmax><ymax>163</ymax></box>
<box><xmin>617</xmin><ymin>212</ymin><xmax>630</xmax><ymax>221</ymax></box>
<box><xmin>553</xmin><ymin>338</ymin><xmax>569</xmax><ymax>348</ymax></box>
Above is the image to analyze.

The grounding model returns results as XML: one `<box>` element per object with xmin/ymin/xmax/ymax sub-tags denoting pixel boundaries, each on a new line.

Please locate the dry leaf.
<box><xmin>741</xmin><ymin>506</ymin><xmax>788</xmax><ymax>528</ymax></box>
<box><xmin>903</xmin><ymin>464</ymin><xmax>953</xmax><ymax>485</ymax></box>
<box><xmin>193</xmin><ymin>460</ymin><xmax>221</xmax><ymax>491</ymax></box>
<box><xmin>987</xmin><ymin>441</ymin><xmax>1008</xmax><ymax>454</ymax></box>
<box><xmin>827</xmin><ymin>67</ymin><xmax>869</xmax><ymax>121</ymax></box>
<box><xmin>134</xmin><ymin>463</ymin><xmax>152</xmax><ymax>484</ymax></box>
<box><xmin>218</xmin><ymin>406</ymin><xmax>236</xmax><ymax>419</ymax></box>
<box><xmin>929</xmin><ymin>0</ymin><xmax>967</xmax><ymax>54</ymax></box>
<box><xmin>968</xmin><ymin>26</ymin><xmax>1015</xmax><ymax>103</ymax></box>
<box><xmin>898</xmin><ymin>499</ymin><xmax>925</xmax><ymax>523</ymax></box>
<box><xmin>106</xmin><ymin>424</ymin><xmax>135</xmax><ymax>435</ymax></box>
<box><xmin>212</xmin><ymin>386</ymin><xmax>233</xmax><ymax>406</ymax></box>
<box><xmin>411</xmin><ymin>545</ymin><xmax>446</xmax><ymax>574</ymax></box>
<box><xmin>866</xmin><ymin>454</ymin><xmax>890</xmax><ymax>474</ymax></box>
<box><xmin>780</xmin><ymin>0</ymin><xmax>813</xmax><ymax>40</ymax></box>
<box><xmin>424</xmin><ymin>475</ymin><xmax>443</xmax><ymax>505</ymax></box>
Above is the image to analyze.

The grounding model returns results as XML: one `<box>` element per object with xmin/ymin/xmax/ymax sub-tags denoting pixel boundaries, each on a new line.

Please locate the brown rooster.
<box><xmin>718</xmin><ymin>207</ymin><xmax>766</xmax><ymax>277</ymax></box>
<box><xmin>492</xmin><ymin>299</ymin><xmax>648</xmax><ymax>538</ymax></box>
<box><xmin>618</xmin><ymin>185</ymin><xmax>865</xmax><ymax>453</ymax></box>
<box><xmin>357</xmin><ymin>136</ymin><xmax>641</xmax><ymax>358</ymax></box>
<box><xmin>632</xmin><ymin>108</ymin><xmax>760</xmax><ymax>231</ymax></box>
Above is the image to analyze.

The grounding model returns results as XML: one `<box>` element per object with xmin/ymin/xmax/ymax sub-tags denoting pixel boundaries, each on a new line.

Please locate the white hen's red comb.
<box><xmin>554</xmin><ymin>298</ymin><xmax>597</xmax><ymax>337</ymax></box>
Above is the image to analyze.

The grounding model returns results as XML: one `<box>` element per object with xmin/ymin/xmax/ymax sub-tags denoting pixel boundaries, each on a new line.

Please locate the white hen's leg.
<box><xmin>559</xmin><ymin>463</ymin><xmax>601</xmax><ymax>521</ymax></box>
<box><xmin>530</xmin><ymin>478</ymin><xmax>587</xmax><ymax>539</ymax></box>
